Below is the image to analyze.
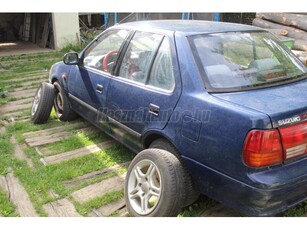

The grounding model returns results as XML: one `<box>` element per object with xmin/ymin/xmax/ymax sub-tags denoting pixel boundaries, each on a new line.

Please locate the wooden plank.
<box><xmin>42</xmin><ymin>140</ymin><xmax>116</xmax><ymax>165</ymax></box>
<box><xmin>253</xmin><ymin>18</ymin><xmax>307</xmax><ymax>41</ymax></box>
<box><xmin>1</xmin><ymin>98</ymin><xmax>32</xmax><ymax>108</ymax></box>
<box><xmin>11</xmin><ymin>85</ymin><xmax>40</xmax><ymax>92</ymax></box>
<box><xmin>16</xmin><ymin>118</ymin><xmax>31</xmax><ymax>123</ymax></box>
<box><xmin>25</xmin><ymin>131</ymin><xmax>72</xmax><ymax>147</ymax></box>
<box><xmin>11</xmin><ymin>136</ymin><xmax>34</xmax><ymax>169</ymax></box>
<box><xmin>71</xmin><ymin>173</ymin><xmax>126</xmax><ymax>204</ymax></box>
<box><xmin>22</xmin><ymin>121</ymin><xmax>89</xmax><ymax>138</ymax></box>
<box><xmin>35</xmin><ymin>14</ymin><xmax>41</xmax><ymax>44</ymax></box>
<box><xmin>200</xmin><ymin>203</ymin><xmax>241</xmax><ymax>217</ymax></box>
<box><xmin>9</xmin><ymin>89</ymin><xmax>37</xmax><ymax>99</ymax></box>
<box><xmin>31</xmin><ymin>14</ymin><xmax>37</xmax><ymax>43</ymax></box>
<box><xmin>1</xmin><ymin>102</ymin><xmax>32</xmax><ymax>114</ymax></box>
<box><xmin>293</xmin><ymin>39</ymin><xmax>307</xmax><ymax>52</ymax></box>
<box><xmin>89</xmin><ymin>198</ymin><xmax>125</xmax><ymax>217</ymax></box>
<box><xmin>292</xmin><ymin>50</ymin><xmax>307</xmax><ymax>66</ymax></box>
<box><xmin>25</xmin><ymin>127</ymin><xmax>100</xmax><ymax>147</ymax></box>
<box><xmin>22</xmin><ymin>120</ymin><xmax>90</xmax><ymax>137</ymax></box>
<box><xmin>42</xmin><ymin>198</ymin><xmax>81</xmax><ymax>217</ymax></box>
<box><xmin>257</xmin><ymin>13</ymin><xmax>307</xmax><ymax>32</ymax></box>
<box><xmin>0</xmin><ymin>176</ymin><xmax>9</xmax><ymax>194</ymax></box>
<box><xmin>64</xmin><ymin>161</ymin><xmax>130</xmax><ymax>187</ymax></box>
<box><xmin>118</xmin><ymin>206</ymin><xmax>129</xmax><ymax>217</ymax></box>
<box><xmin>39</xmin><ymin>14</ymin><xmax>50</xmax><ymax>48</ymax></box>
<box><xmin>0</xmin><ymin>126</ymin><xmax>6</xmax><ymax>134</ymax></box>
<box><xmin>5</xmin><ymin>173</ymin><xmax>38</xmax><ymax>216</ymax></box>
<box><xmin>2</xmin><ymin>75</ymin><xmax>46</xmax><ymax>83</ymax></box>
<box><xmin>1</xmin><ymin>110</ymin><xmax>30</xmax><ymax>119</ymax></box>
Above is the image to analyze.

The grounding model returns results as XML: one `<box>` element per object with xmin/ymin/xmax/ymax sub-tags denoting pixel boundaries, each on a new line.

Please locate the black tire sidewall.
<box><xmin>125</xmin><ymin>149</ymin><xmax>185</xmax><ymax>217</ymax></box>
<box><xmin>31</xmin><ymin>82</ymin><xmax>54</xmax><ymax>124</ymax></box>
<box><xmin>149</xmin><ymin>139</ymin><xmax>200</xmax><ymax>207</ymax></box>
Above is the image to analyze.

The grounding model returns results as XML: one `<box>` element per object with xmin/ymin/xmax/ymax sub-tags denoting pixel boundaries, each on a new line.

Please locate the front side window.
<box><xmin>190</xmin><ymin>31</ymin><xmax>307</xmax><ymax>92</ymax></box>
<box><xmin>119</xmin><ymin>31</ymin><xmax>163</xmax><ymax>83</ymax></box>
<box><xmin>83</xmin><ymin>29</ymin><xmax>128</xmax><ymax>73</ymax></box>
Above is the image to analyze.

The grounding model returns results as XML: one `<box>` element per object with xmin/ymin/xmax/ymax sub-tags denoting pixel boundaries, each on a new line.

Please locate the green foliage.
<box><xmin>0</xmin><ymin>189</ymin><xmax>17</xmax><ymax>217</ymax></box>
<box><xmin>80</xmin><ymin>29</ymin><xmax>101</xmax><ymax>48</ymax></box>
<box><xmin>44</xmin><ymin>130</ymin><xmax>110</xmax><ymax>156</ymax></box>
<box><xmin>178</xmin><ymin>195</ymin><xmax>219</xmax><ymax>217</ymax></box>
<box><xmin>75</xmin><ymin>190</ymin><xmax>124</xmax><ymax>216</ymax></box>
<box><xmin>282</xmin><ymin>201</ymin><xmax>307</xmax><ymax>217</ymax></box>
<box><xmin>60</xmin><ymin>43</ymin><xmax>82</xmax><ymax>53</ymax></box>
<box><xmin>0</xmin><ymin>133</ymin><xmax>13</xmax><ymax>175</ymax></box>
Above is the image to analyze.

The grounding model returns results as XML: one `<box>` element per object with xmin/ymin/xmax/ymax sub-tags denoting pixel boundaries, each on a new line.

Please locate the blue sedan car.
<box><xmin>31</xmin><ymin>20</ymin><xmax>307</xmax><ymax>217</ymax></box>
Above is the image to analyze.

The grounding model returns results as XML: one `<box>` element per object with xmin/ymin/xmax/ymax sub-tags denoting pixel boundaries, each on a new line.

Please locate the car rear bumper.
<box><xmin>183</xmin><ymin>156</ymin><xmax>307</xmax><ymax>216</ymax></box>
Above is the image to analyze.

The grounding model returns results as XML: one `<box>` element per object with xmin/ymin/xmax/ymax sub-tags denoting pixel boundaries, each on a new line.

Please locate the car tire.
<box><xmin>125</xmin><ymin>149</ymin><xmax>185</xmax><ymax>217</ymax></box>
<box><xmin>31</xmin><ymin>82</ymin><xmax>54</xmax><ymax>124</ymax></box>
<box><xmin>149</xmin><ymin>139</ymin><xmax>200</xmax><ymax>207</ymax></box>
<box><xmin>53</xmin><ymin>81</ymin><xmax>78</xmax><ymax>121</ymax></box>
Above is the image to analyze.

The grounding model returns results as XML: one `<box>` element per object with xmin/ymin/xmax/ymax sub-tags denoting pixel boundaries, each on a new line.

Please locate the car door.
<box><xmin>67</xmin><ymin>29</ymin><xmax>129</xmax><ymax>131</ymax></box>
<box><xmin>106</xmin><ymin>31</ymin><xmax>182</xmax><ymax>151</ymax></box>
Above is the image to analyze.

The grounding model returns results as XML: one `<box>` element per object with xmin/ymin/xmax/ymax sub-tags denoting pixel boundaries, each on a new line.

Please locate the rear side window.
<box><xmin>119</xmin><ymin>32</ymin><xmax>175</xmax><ymax>92</ymax></box>
<box><xmin>147</xmin><ymin>38</ymin><xmax>175</xmax><ymax>91</ymax></box>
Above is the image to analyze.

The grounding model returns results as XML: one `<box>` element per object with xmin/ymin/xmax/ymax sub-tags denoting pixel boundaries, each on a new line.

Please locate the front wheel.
<box><xmin>53</xmin><ymin>81</ymin><xmax>78</xmax><ymax>121</ymax></box>
<box><xmin>125</xmin><ymin>149</ymin><xmax>185</xmax><ymax>217</ymax></box>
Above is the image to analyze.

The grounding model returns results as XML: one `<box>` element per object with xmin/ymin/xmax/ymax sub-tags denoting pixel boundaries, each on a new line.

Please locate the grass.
<box><xmin>42</xmin><ymin>130</ymin><xmax>111</xmax><ymax>156</ymax></box>
<box><xmin>5</xmin><ymin>133</ymin><xmax>134</xmax><ymax>215</ymax></box>
<box><xmin>178</xmin><ymin>196</ymin><xmax>220</xmax><ymax>217</ymax></box>
<box><xmin>0</xmin><ymin>132</ymin><xmax>14</xmax><ymax>175</ymax></box>
<box><xmin>0</xmin><ymin>188</ymin><xmax>17</xmax><ymax>217</ymax></box>
<box><xmin>74</xmin><ymin>190</ymin><xmax>124</xmax><ymax>216</ymax></box>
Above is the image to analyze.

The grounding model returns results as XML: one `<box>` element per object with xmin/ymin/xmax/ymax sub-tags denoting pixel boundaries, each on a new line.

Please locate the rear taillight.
<box><xmin>279</xmin><ymin>121</ymin><xmax>307</xmax><ymax>160</ymax></box>
<box><xmin>243</xmin><ymin>129</ymin><xmax>283</xmax><ymax>167</ymax></box>
<box><xmin>244</xmin><ymin>121</ymin><xmax>307</xmax><ymax>167</ymax></box>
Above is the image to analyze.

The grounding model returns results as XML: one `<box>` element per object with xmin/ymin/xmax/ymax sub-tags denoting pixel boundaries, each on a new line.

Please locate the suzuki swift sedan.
<box><xmin>31</xmin><ymin>20</ymin><xmax>307</xmax><ymax>217</ymax></box>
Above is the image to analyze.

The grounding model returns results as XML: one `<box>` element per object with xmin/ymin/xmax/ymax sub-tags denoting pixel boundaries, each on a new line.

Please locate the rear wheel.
<box><xmin>149</xmin><ymin>139</ymin><xmax>200</xmax><ymax>207</ymax></box>
<box><xmin>31</xmin><ymin>82</ymin><xmax>54</xmax><ymax>124</ymax></box>
<box><xmin>53</xmin><ymin>81</ymin><xmax>78</xmax><ymax>121</ymax></box>
<box><xmin>125</xmin><ymin>149</ymin><xmax>185</xmax><ymax>217</ymax></box>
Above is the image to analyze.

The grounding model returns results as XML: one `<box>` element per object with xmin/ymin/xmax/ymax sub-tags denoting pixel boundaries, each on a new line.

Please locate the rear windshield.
<box><xmin>189</xmin><ymin>31</ymin><xmax>307</xmax><ymax>92</ymax></box>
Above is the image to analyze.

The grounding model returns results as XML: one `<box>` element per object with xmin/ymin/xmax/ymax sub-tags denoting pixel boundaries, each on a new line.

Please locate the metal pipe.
<box><xmin>215</xmin><ymin>13</ymin><xmax>220</xmax><ymax>22</ymax></box>
<box><xmin>188</xmin><ymin>13</ymin><xmax>193</xmax><ymax>20</ymax></box>
<box><xmin>114</xmin><ymin>13</ymin><xmax>118</xmax><ymax>24</ymax></box>
<box><xmin>104</xmin><ymin>13</ymin><xmax>109</xmax><ymax>28</ymax></box>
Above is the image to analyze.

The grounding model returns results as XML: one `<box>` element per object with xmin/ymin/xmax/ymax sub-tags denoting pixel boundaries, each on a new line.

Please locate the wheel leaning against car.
<box><xmin>53</xmin><ymin>81</ymin><xmax>78</xmax><ymax>121</ymax></box>
<box><xmin>31</xmin><ymin>82</ymin><xmax>54</xmax><ymax>124</ymax></box>
<box><xmin>125</xmin><ymin>149</ymin><xmax>185</xmax><ymax>217</ymax></box>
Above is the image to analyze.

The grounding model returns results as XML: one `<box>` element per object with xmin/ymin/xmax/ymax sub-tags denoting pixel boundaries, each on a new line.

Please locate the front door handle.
<box><xmin>96</xmin><ymin>84</ymin><xmax>103</xmax><ymax>94</ymax></box>
<box><xmin>148</xmin><ymin>103</ymin><xmax>160</xmax><ymax>116</ymax></box>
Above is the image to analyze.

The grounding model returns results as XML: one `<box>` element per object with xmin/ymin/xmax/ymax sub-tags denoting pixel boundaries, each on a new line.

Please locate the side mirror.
<box><xmin>63</xmin><ymin>52</ymin><xmax>79</xmax><ymax>65</ymax></box>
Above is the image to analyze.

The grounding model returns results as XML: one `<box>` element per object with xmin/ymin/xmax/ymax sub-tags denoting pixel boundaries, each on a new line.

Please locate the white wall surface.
<box><xmin>52</xmin><ymin>13</ymin><xmax>80</xmax><ymax>50</ymax></box>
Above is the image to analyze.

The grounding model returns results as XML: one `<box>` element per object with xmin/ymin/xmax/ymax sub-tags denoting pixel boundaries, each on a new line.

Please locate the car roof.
<box><xmin>115</xmin><ymin>20</ymin><xmax>263</xmax><ymax>35</ymax></box>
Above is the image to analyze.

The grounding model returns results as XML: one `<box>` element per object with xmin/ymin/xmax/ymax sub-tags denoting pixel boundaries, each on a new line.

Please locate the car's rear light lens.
<box><xmin>243</xmin><ymin>129</ymin><xmax>283</xmax><ymax>167</ymax></box>
<box><xmin>279</xmin><ymin>121</ymin><xmax>307</xmax><ymax>160</ymax></box>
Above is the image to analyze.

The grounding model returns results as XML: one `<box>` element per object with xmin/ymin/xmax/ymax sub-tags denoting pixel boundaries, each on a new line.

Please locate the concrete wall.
<box><xmin>52</xmin><ymin>13</ymin><xmax>80</xmax><ymax>50</ymax></box>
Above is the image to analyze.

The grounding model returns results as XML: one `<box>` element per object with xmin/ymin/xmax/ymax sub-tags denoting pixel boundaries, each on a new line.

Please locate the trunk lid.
<box><xmin>212</xmin><ymin>79</ymin><xmax>307</xmax><ymax>128</ymax></box>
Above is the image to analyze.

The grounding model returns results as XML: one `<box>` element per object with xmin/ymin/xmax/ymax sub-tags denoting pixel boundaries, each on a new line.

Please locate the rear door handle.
<box><xmin>96</xmin><ymin>84</ymin><xmax>103</xmax><ymax>94</ymax></box>
<box><xmin>149</xmin><ymin>103</ymin><xmax>160</xmax><ymax>116</ymax></box>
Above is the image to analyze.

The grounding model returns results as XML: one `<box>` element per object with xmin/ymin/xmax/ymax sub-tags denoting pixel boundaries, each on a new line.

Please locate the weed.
<box><xmin>74</xmin><ymin>190</ymin><xmax>124</xmax><ymax>216</ymax></box>
<box><xmin>0</xmin><ymin>188</ymin><xmax>17</xmax><ymax>217</ymax></box>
